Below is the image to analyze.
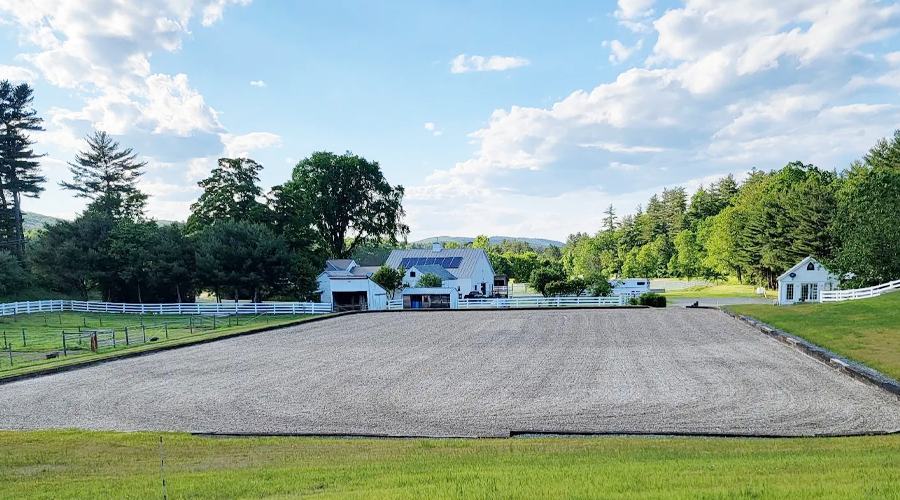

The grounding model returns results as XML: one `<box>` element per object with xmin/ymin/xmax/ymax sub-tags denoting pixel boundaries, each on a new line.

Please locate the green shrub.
<box><xmin>638</xmin><ymin>292</ymin><xmax>666</xmax><ymax>308</ymax></box>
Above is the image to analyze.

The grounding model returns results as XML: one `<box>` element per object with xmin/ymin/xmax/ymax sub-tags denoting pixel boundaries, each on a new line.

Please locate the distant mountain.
<box><xmin>412</xmin><ymin>236</ymin><xmax>564</xmax><ymax>248</ymax></box>
<box><xmin>23</xmin><ymin>212</ymin><xmax>64</xmax><ymax>232</ymax></box>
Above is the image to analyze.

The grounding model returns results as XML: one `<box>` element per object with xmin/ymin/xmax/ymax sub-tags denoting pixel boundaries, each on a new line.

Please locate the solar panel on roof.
<box><xmin>446</xmin><ymin>257</ymin><xmax>462</xmax><ymax>269</ymax></box>
<box><xmin>435</xmin><ymin>257</ymin><xmax>447</xmax><ymax>268</ymax></box>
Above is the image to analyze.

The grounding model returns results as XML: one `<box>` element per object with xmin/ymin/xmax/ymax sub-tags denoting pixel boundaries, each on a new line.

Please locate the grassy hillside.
<box><xmin>729</xmin><ymin>292</ymin><xmax>900</xmax><ymax>380</ymax></box>
<box><xmin>22</xmin><ymin>211</ymin><xmax>63</xmax><ymax>231</ymax></box>
<box><xmin>3</xmin><ymin>431</ymin><xmax>900</xmax><ymax>499</ymax></box>
<box><xmin>414</xmin><ymin>235</ymin><xmax>564</xmax><ymax>248</ymax></box>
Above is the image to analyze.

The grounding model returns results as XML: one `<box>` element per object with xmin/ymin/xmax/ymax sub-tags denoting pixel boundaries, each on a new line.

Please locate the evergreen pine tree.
<box><xmin>0</xmin><ymin>81</ymin><xmax>45</xmax><ymax>255</ymax></box>
<box><xmin>60</xmin><ymin>131</ymin><xmax>148</xmax><ymax>221</ymax></box>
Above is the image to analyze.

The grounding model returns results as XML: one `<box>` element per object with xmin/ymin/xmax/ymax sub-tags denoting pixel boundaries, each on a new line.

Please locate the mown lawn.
<box><xmin>729</xmin><ymin>292</ymin><xmax>900</xmax><ymax>381</ymax></box>
<box><xmin>0</xmin><ymin>312</ymin><xmax>316</xmax><ymax>378</ymax></box>
<box><xmin>664</xmin><ymin>284</ymin><xmax>770</xmax><ymax>299</ymax></box>
<box><xmin>2</xmin><ymin>431</ymin><xmax>900</xmax><ymax>499</ymax></box>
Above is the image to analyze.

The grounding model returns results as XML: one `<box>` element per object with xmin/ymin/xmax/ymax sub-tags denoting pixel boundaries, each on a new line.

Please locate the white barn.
<box><xmin>316</xmin><ymin>260</ymin><xmax>388</xmax><ymax>311</ymax></box>
<box><xmin>387</xmin><ymin>243</ymin><xmax>496</xmax><ymax>297</ymax></box>
<box><xmin>777</xmin><ymin>256</ymin><xmax>839</xmax><ymax>305</ymax></box>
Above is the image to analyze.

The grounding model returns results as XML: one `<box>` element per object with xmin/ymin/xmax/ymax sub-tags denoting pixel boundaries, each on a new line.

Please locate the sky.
<box><xmin>0</xmin><ymin>0</ymin><xmax>899</xmax><ymax>242</ymax></box>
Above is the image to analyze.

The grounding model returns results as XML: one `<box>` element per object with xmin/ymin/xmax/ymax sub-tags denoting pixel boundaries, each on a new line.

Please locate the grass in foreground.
<box><xmin>728</xmin><ymin>292</ymin><xmax>900</xmax><ymax>381</ymax></box>
<box><xmin>0</xmin><ymin>312</ymin><xmax>315</xmax><ymax>379</ymax></box>
<box><xmin>664</xmin><ymin>284</ymin><xmax>770</xmax><ymax>298</ymax></box>
<box><xmin>2</xmin><ymin>431</ymin><xmax>900</xmax><ymax>499</ymax></box>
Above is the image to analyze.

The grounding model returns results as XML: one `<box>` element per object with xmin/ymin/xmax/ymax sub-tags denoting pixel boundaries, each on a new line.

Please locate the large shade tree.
<box><xmin>187</xmin><ymin>158</ymin><xmax>271</xmax><ymax>232</ymax></box>
<box><xmin>277</xmin><ymin>151</ymin><xmax>408</xmax><ymax>259</ymax></box>
<box><xmin>60</xmin><ymin>131</ymin><xmax>148</xmax><ymax>221</ymax></box>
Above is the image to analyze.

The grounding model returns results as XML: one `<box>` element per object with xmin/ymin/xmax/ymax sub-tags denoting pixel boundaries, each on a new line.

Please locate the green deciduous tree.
<box><xmin>277</xmin><ymin>151</ymin><xmax>408</xmax><ymax>259</ymax></box>
<box><xmin>187</xmin><ymin>158</ymin><xmax>271</xmax><ymax>232</ymax></box>
<box><xmin>60</xmin><ymin>131</ymin><xmax>148</xmax><ymax>221</ymax></box>
<box><xmin>416</xmin><ymin>272</ymin><xmax>443</xmax><ymax>288</ymax></box>
<box><xmin>0</xmin><ymin>249</ymin><xmax>28</xmax><ymax>297</ymax></box>
<box><xmin>371</xmin><ymin>265</ymin><xmax>404</xmax><ymax>299</ymax></box>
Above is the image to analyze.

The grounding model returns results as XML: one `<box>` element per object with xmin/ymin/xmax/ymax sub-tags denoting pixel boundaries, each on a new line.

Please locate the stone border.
<box><xmin>721</xmin><ymin>308</ymin><xmax>900</xmax><ymax>398</ymax></box>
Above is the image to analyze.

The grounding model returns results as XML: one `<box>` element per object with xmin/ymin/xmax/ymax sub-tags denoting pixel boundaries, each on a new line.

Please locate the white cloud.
<box><xmin>603</xmin><ymin>40</ymin><xmax>643</xmax><ymax>64</ymax></box>
<box><xmin>450</xmin><ymin>54</ymin><xmax>531</xmax><ymax>74</ymax></box>
<box><xmin>424</xmin><ymin>122</ymin><xmax>435</xmax><ymax>131</ymax></box>
<box><xmin>220</xmin><ymin>132</ymin><xmax>282</xmax><ymax>158</ymax></box>
<box><xmin>407</xmin><ymin>0</ymin><xmax>900</xmax><ymax>239</ymax></box>
<box><xmin>250</xmin><ymin>80</ymin><xmax>266</xmax><ymax>87</ymax></box>
<box><xmin>0</xmin><ymin>64</ymin><xmax>38</xmax><ymax>82</ymax></box>
<box><xmin>616</xmin><ymin>0</ymin><xmax>655</xmax><ymax>19</ymax></box>
<box><xmin>434</xmin><ymin>131</ymin><xmax>443</xmax><ymax>137</ymax></box>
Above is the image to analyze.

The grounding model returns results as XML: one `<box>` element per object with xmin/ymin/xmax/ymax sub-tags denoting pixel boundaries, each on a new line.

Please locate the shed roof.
<box><xmin>409</xmin><ymin>265</ymin><xmax>457</xmax><ymax>281</ymax></box>
<box><xmin>386</xmin><ymin>248</ymin><xmax>492</xmax><ymax>279</ymax></box>
<box><xmin>402</xmin><ymin>287</ymin><xmax>457</xmax><ymax>295</ymax></box>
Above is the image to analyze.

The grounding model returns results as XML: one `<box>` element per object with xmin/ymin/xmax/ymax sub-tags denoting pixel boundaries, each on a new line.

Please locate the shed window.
<box><xmin>807</xmin><ymin>263</ymin><xmax>815</xmax><ymax>271</ymax></box>
<box><xmin>786</xmin><ymin>284</ymin><xmax>794</xmax><ymax>301</ymax></box>
<box><xmin>410</xmin><ymin>271</ymin><xmax>416</xmax><ymax>277</ymax></box>
<box><xmin>636</xmin><ymin>282</ymin><xmax>646</xmax><ymax>286</ymax></box>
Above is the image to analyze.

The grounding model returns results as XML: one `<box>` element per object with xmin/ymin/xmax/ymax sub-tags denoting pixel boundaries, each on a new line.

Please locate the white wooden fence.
<box><xmin>820</xmin><ymin>279</ymin><xmax>900</xmax><ymax>303</ymax></box>
<box><xmin>387</xmin><ymin>299</ymin><xmax>403</xmax><ymax>310</ymax></box>
<box><xmin>0</xmin><ymin>300</ymin><xmax>333</xmax><ymax>317</ymax></box>
<box><xmin>458</xmin><ymin>295</ymin><xmax>626</xmax><ymax>309</ymax></box>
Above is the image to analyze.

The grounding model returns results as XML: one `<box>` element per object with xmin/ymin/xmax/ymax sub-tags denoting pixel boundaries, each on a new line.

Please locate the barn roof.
<box><xmin>386</xmin><ymin>248</ymin><xmax>492</xmax><ymax>279</ymax></box>
<box><xmin>777</xmin><ymin>256</ymin><xmax>832</xmax><ymax>281</ymax></box>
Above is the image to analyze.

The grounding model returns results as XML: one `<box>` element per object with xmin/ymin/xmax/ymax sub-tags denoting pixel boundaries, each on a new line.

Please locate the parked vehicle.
<box><xmin>464</xmin><ymin>291</ymin><xmax>486</xmax><ymax>299</ymax></box>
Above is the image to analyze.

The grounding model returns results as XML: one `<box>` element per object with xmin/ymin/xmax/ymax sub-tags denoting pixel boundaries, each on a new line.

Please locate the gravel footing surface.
<box><xmin>2</xmin><ymin>309</ymin><xmax>899</xmax><ymax>437</ymax></box>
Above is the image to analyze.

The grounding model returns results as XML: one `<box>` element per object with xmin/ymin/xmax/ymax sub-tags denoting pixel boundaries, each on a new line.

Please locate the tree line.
<box><xmin>0</xmin><ymin>81</ymin><xmax>409</xmax><ymax>302</ymax></box>
<box><xmin>2</xmin><ymin>78</ymin><xmax>898</xmax><ymax>301</ymax></box>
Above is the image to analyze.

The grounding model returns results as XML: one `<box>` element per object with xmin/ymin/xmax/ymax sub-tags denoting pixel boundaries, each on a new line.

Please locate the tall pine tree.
<box><xmin>0</xmin><ymin>81</ymin><xmax>45</xmax><ymax>256</ymax></box>
<box><xmin>60</xmin><ymin>131</ymin><xmax>148</xmax><ymax>221</ymax></box>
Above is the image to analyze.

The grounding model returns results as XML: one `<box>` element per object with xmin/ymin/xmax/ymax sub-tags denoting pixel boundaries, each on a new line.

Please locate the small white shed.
<box><xmin>777</xmin><ymin>257</ymin><xmax>839</xmax><ymax>305</ymax></box>
<box><xmin>401</xmin><ymin>287</ymin><xmax>459</xmax><ymax>309</ymax></box>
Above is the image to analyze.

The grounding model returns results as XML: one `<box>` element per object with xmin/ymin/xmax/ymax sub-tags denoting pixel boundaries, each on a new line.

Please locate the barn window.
<box><xmin>807</xmin><ymin>263</ymin><xmax>815</xmax><ymax>271</ymax></box>
<box><xmin>637</xmin><ymin>282</ymin><xmax>646</xmax><ymax>286</ymax></box>
<box><xmin>410</xmin><ymin>271</ymin><xmax>416</xmax><ymax>277</ymax></box>
<box><xmin>786</xmin><ymin>284</ymin><xmax>794</xmax><ymax>300</ymax></box>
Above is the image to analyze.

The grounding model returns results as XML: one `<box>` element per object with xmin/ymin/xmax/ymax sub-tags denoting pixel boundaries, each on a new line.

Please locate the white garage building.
<box><xmin>316</xmin><ymin>260</ymin><xmax>388</xmax><ymax>311</ymax></box>
<box><xmin>777</xmin><ymin>256</ymin><xmax>840</xmax><ymax>305</ymax></box>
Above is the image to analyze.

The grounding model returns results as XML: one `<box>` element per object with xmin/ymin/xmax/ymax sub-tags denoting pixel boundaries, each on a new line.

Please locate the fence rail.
<box><xmin>820</xmin><ymin>279</ymin><xmax>900</xmax><ymax>302</ymax></box>
<box><xmin>458</xmin><ymin>295</ymin><xmax>626</xmax><ymax>309</ymax></box>
<box><xmin>0</xmin><ymin>300</ymin><xmax>333</xmax><ymax>317</ymax></box>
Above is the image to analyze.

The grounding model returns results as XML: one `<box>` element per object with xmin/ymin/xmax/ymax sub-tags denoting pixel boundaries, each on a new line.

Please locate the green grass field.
<box><xmin>728</xmin><ymin>292</ymin><xmax>900</xmax><ymax>381</ymax></box>
<box><xmin>664</xmin><ymin>284</ymin><xmax>771</xmax><ymax>298</ymax></box>
<box><xmin>3</xmin><ymin>431</ymin><xmax>900</xmax><ymax>499</ymax></box>
<box><xmin>0</xmin><ymin>311</ymin><xmax>314</xmax><ymax>378</ymax></box>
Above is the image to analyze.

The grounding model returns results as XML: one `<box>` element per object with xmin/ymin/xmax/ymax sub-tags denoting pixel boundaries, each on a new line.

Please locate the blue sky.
<box><xmin>1</xmin><ymin>0</ymin><xmax>899</xmax><ymax>241</ymax></box>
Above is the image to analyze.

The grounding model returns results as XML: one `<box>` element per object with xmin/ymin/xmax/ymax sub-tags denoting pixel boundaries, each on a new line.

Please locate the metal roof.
<box><xmin>402</xmin><ymin>287</ymin><xmax>457</xmax><ymax>295</ymax></box>
<box><xmin>325</xmin><ymin>260</ymin><xmax>355</xmax><ymax>272</ymax></box>
<box><xmin>321</xmin><ymin>270</ymin><xmax>367</xmax><ymax>279</ymax></box>
<box><xmin>409</xmin><ymin>265</ymin><xmax>456</xmax><ymax>281</ymax></box>
<box><xmin>386</xmin><ymin>248</ymin><xmax>490</xmax><ymax>279</ymax></box>
<box><xmin>351</xmin><ymin>266</ymin><xmax>381</xmax><ymax>277</ymax></box>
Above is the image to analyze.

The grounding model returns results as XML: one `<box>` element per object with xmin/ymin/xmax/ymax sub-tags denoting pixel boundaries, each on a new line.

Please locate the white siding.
<box><xmin>469</xmin><ymin>255</ymin><xmax>495</xmax><ymax>295</ymax></box>
<box><xmin>778</xmin><ymin>258</ymin><xmax>839</xmax><ymax>305</ymax></box>
<box><xmin>320</xmin><ymin>277</ymin><xmax>388</xmax><ymax>310</ymax></box>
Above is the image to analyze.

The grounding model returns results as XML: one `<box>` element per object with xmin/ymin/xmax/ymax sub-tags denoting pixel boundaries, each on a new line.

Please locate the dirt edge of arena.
<box><xmin>721</xmin><ymin>308</ymin><xmax>900</xmax><ymax>399</ymax></box>
<box><xmin>0</xmin><ymin>306</ymin><xmax>649</xmax><ymax>386</ymax></box>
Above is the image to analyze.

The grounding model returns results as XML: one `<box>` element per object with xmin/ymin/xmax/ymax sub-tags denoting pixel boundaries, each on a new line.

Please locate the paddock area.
<box><xmin>1</xmin><ymin>309</ymin><xmax>899</xmax><ymax>437</ymax></box>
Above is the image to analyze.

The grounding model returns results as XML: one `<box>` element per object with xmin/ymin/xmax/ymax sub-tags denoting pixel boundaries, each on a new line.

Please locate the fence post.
<box><xmin>62</xmin><ymin>333</ymin><xmax>67</xmax><ymax>356</ymax></box>
<box><xmin>2</xmin><ymin>330</ymin><xmax>6</xmax><ymax>348</ymax></box>
<box><xmin>144</xmin><ymin>326</ymin><xmax>148</xmax><ymax>343</ymax></box>
<box><xmin>21</xmin><ymin>328</ymin><xmax>25</xmax><ymax>347</ymax></box>
<box><xmin>8</xmin><ymin>344</ymin><xmax>12</xmax><ymax>366</ymax></box>
<box><xmin>163</xmin><ymin>323</ymin><xmax>167</xmax><ymax>339</ymax></box>
<box><xmin>213</xmin><ymin>316</ymin><xmax>217</xmax><ymax>329</ymax></box>
<box><xmin>190</xmin><ymin>317</ymin><xmax>194</xmax><ymax>334</ymax></box>
<box><xmin>125</xmin><ymin>327</ymin><xmax>129</xmax><ymax>345</ymax></box>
